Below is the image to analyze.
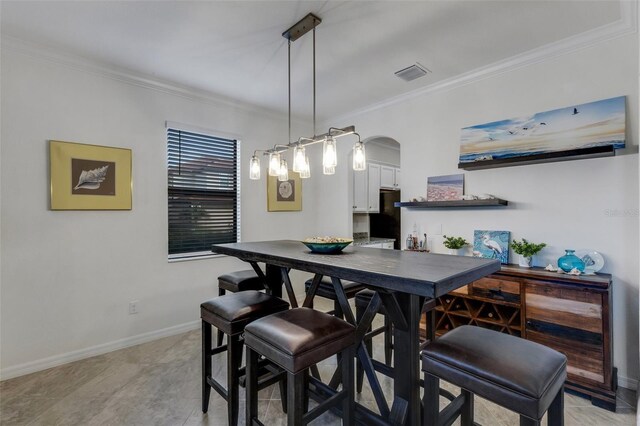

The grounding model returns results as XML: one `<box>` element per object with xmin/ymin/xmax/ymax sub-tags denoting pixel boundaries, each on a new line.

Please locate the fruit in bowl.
<box><xmin>301</xmin><ymin>237</ymin><xmax>353</xmax><ymax>254</ymax></box>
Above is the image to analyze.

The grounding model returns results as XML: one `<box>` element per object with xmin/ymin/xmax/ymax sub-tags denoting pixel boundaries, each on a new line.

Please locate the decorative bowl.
<box><xmin>301</xmin><ymin>237</ymin><xmax>353</xmax><ymax>254</ymax></box>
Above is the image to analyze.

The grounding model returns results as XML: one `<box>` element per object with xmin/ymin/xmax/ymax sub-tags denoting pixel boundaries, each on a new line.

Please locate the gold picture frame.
<box><xmin>50</xmin><ymin>140</ymin><xmax>132</xmax><ymax>210</ymax></box>
<box><xmin>267</xmin><ymin>171</ymin><xmax>301</xmax><ymax>212</ymax></box>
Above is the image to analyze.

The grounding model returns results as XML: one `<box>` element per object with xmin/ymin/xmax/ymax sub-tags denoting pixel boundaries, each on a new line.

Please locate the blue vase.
<box><xmin>557</xmin><ymin>249</ymin><xmax>585</xmax><ymax>273</ymax></box>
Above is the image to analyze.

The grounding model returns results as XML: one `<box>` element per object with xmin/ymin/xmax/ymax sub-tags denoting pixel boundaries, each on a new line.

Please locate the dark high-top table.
<box><xmin>212</xmin><ymin>240</ymin><xmax>500</xmax><ymax>425</ymax></box>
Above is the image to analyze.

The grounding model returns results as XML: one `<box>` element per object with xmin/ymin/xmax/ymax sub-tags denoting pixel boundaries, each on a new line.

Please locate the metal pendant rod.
<box><xmin>288</xmin><ymin>39</ymin><xmax>291</xmax><ymax>145</ymax></box>
<box><xmin>265</xmin><ymin>125</ymin><xmax>356</xmax><ymax>155</ymax></box>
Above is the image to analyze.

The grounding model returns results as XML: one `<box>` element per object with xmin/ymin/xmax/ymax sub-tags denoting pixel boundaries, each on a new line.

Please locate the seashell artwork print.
<box><xmin>74</xmin><ymin>165</ymin><xmax>109</xmax><ymax>190</ymax></box>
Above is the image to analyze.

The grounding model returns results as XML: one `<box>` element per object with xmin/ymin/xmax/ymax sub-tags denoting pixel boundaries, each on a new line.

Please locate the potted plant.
<box><xmin>443</xmin><ymin>235</ymin><xmax>468</xmax><ymax>256</ymax></box>
<box><xmin>511</xmin><ymin>238</ymin><xmax>546</xmax><ymax>267</ymax></box>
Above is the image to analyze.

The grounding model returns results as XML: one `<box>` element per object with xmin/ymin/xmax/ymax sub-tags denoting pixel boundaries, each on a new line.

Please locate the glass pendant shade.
<box><xmin>300</xmin><ymin>156</ymin><xmax>311</xmax><ymax>179</ymax></box>
<box><xmin>323</xmin><ymin>137</ymin><xmax>337</xmax><ymax>168</ymax></box>
<box><xmin>278</xmin><ymin>159</ymin><xmax>289</xmax><ymax>182</ymax></box>
<box><xmin>323</xmin><ymin>164</ymin><xmax>335</xmax><ymax>175</ymax></box>
<box><xmin>268</xmin><ymin>152</ymin><xmax>281</xmax><ymax>176</ymax></box>
<box><xmin>293</xmin><ymin>146</ymin><xmax>306</xmax><ymax>173</ymax></box>
<box><xmin>353</xmin><ymin>141</ymin><xmax>366</xmax><ymax>171</ymax></box>
<box><xmin>249</xmin><ymin>155</ymin><xmax>261</xmax><ymax>180</ymax></box>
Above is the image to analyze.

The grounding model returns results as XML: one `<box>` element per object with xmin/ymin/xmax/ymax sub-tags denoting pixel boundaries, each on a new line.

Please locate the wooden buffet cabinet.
<box><xmin>421</xmin><ymin>265</ymin><xmax>616</xmax><ymax>410</ymax></box>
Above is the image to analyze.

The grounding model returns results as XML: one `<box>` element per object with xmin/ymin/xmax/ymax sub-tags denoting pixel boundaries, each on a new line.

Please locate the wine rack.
<box><xmin>426</xmin><ymin>283</ymin><xmax>523</xmax><ymax>338</ymax></box>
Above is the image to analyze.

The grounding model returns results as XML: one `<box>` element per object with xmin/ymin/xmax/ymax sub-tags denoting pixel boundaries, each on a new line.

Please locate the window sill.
<box><xmin>168</xmin><ymin>253</ymin><xmax>227</xmax><ymax>263</ymax></box>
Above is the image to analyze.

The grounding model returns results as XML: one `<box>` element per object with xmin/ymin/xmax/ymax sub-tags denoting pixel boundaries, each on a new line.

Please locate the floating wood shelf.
<box><xmin>394</xmin><ymin>199</ymin><xmax>508</xmax><ymax>208</ymax></box>
<box><xmin>458</xmin><ymin>145</ymin><xmax>615</xmax><ymax>171</ymax></box>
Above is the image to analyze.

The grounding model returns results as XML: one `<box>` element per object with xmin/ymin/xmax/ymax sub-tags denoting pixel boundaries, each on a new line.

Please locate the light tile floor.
<box><xmin>1</xmin><ymin>297</ymin><xmax>636</xmax><ymax>425</ymax></box>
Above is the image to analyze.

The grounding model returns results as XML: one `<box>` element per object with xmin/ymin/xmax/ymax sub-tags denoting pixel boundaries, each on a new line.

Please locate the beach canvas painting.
<box><xmin>473</xmin><ymin>230</ymin><xmax>510</xmax><ymax>264</ymax></box>
<box><xmin>459</xmin><ymin>96</ymin><xmax>626</xmax><ymax>164</ymax></box>
<box><xmin>427</xmin><ymin>174</ymin><xmax>464</xmax><ymax>202</ymax></box>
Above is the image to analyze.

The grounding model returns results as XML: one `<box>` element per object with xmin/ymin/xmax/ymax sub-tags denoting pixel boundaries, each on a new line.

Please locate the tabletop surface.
<box><xmin>212</xmin><ymin>240</ymin><xmax>500</xmax><ymax>298</ymax></box>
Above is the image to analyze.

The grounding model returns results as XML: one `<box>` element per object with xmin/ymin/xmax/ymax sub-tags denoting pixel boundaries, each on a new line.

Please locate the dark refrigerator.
<box><xmin>369</xmin><ymin>190</ymin><xmax>401</xmax><ymax>249</ymax></box>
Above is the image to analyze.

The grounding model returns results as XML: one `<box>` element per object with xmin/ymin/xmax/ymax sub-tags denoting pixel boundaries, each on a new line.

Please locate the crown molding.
<box><xmin>0</xmin><ymin>35</ymin><xmax>304</xmax><ymax>124</ymax></box>
<box><xmin>331</xmin><ymin>2</ymin><xmax>638</xmax><ymax>123</ymax></box>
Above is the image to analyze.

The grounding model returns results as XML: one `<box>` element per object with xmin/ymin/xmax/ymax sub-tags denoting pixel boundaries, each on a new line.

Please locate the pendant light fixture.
<box><xmin>249</xmin><ymin>13</ymin><xmax>365</xmax><ymax>181</ymax></box>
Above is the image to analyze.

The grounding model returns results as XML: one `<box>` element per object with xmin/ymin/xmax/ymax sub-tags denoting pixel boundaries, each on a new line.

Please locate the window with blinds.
<box><xmin>167</xmin><ymin>127</ymin><xmax>239</xmax><ymax>258</ymax></box>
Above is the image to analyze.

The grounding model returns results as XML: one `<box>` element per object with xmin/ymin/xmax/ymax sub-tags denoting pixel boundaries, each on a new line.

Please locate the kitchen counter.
<box><xmin>353</xmin><ymin>237</ymin><xmax>396</xmax><ymax>246</ymax></box>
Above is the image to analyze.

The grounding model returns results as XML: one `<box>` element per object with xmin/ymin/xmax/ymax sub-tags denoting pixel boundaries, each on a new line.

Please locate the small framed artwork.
<box><xmin>473</xmin><ymin>230</ymin><xmax>510</xmax><ymax>264</ymax></box>
<box><xmin>50</xmin><ymin>140</ymin><xmax>132</xmax><ymax>210</ymax></box>
<box><xmin>267</xmin><ymin>171</ymin><xmax>301</xmax><ymax>212</ymax></box>
<box><xmin>427</xmin><ymin>173</ymin><xmax>464</xmax><ymax>202</ymax></box>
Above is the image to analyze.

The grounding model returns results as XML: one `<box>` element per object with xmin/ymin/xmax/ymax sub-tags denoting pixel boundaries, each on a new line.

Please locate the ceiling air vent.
<box><xmin>394</xmin><ymin>63</ymin><xmax>431</xmax><ymax>82</ymax></box>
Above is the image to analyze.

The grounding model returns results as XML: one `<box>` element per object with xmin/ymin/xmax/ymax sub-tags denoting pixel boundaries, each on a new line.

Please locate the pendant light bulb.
<box><xmin>300</xmin><ymin>156</ymin><xmax>311</xmax><ymax>179</ymax></box>
<box><xmin>353</xmin><ymin>141</ymin><xmax>366</xmax><ymax>171</ymax></box>
<box><xmin>323</xmin><ymin>137</ymin><xmax>337</xmax><ymax>167</ymax></box>
<box><xmin>278</xmin><ymin>159</ymin><xmax>289</xmax><ymax>182</ymax></box>
<box><xmin>268</xmin><ymin>152</ymin><xmax>281</xmax><ymax>176</ymax></box>
<box><xmin>323</xmin><ymin>164</ymin><xmax>335</xmax><ymax>175</ymax></box>
<box><xmin>293</xmin><ymin>145</ymin><xmax>306</xmax><ymax>172</ymax></box>
<box><xmin>249</xmin><ymin>155</ymin><xmax>261</xmax><ymax>180</ymax></box>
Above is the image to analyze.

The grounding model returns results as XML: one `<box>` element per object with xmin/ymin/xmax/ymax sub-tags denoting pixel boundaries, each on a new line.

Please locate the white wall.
<box><xmin>319</xmin><ymin>33</ymin><xmax>639</xmax><ymax>387</ymax></box>
<box><xmin>0</xmin><ymin>43</ymin><xmax>317</xmax><ymax>377</ymax></box>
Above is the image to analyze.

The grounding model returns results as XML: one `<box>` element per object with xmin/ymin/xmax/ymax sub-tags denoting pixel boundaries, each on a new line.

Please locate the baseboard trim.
<box><xmin>0</xmin><ymin>320</ymin><xmax>200</xmax><ymax>381</ymax></box>
<box><xmin>618</xmin><ymin>375</ymin><xmax>638</xmax><ymax>391</ymax></box>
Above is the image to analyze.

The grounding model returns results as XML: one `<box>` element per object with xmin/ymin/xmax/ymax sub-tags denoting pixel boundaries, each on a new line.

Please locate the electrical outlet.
<box><xmin>129</xmin><ymin>301</ymin><xmax>139</xmax><ymax>315</ymax></box>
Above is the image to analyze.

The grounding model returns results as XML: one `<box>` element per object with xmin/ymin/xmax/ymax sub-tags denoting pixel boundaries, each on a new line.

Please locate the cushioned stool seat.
<box><xmin>201</xmin><ymin>291</ymin><xmax>289</xmax><ymax>426</ymax></box>
<box><xmin>218</xmin><ymin>269</ymin><xmax>265</xmax><ymax>293</ymax></box>
<box><xmin>422</xmin><ymin>325</ymin><xmax>567</xmax><ymax>425</ymax></box>
<box><xmin>201</xmin><ymin>290</ymin><xmax>290</xmax><ymax>336</ymax></box>
<box><xmin>244</xmin><ymin>307</ymin><xmax>355</xmax><ymax>373</ymax></box>
<box><xmin>216</xmin><ymin>270</ymin><xmax>268</xmax><ymax>347</ymax></box>
<box><xmin>244</xmin><ymin>307</ymin><xmax>356</xmax><ymax>425</ymax></box>
<box><xmin>305</xmin><ymin>276</ymin><xmax>365</xmax><ymax>300</ymax></box>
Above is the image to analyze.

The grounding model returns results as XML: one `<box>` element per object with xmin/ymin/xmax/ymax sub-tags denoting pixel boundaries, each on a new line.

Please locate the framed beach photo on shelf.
<box><xmin>427</xmin><ymin>174</ymin><xmax>464</xmax><ymax>202</ymax></box>
<box><xmin>267</xmin><ymin>171</ymin><xmax>302</xmax><ymax>211</ymax></box>
<box><xmin>473</xmin><ymin>230</ymin><xmax>510</xmax><ymax>264</ymax></box>
<box><xmin>50</xmin><ymin>140</ymin><xmax>132</xmax><ymax>210</ymax></box>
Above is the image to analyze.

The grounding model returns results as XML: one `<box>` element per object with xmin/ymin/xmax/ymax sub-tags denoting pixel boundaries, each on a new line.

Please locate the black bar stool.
<box><xmin>422</xmin><ymin>325</ymin><xmax>567</xmax><ymax>426</ymax></box>
<box><xmin>201</xmin><ymin>290</ymin><xmax>289</xmax><ymax>426</ymax></box>
<box><xmin>216</xmin><ymin>270</ymin><xmax>266</xmax><ymax>346</ymax></box>
<box><xmin>244</xmin><ymin>307</ymin><xmax>356</xmax><ymax>425</ymax></box>
<box><xmin>304</xmin><ymin>276</ymin><xmax>365</xmax><ymax>319</ymax></box>
<box><xmin>354</xmin><ymin>289</ymin><xmax>393</xmax><ymax>393</ymax></box>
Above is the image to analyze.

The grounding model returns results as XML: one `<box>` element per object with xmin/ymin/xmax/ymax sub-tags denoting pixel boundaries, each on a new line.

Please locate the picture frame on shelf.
<box><xmin>427</xmin><ymin>173</ymin><xmax>464</xmax><ymax>202</ymax></box>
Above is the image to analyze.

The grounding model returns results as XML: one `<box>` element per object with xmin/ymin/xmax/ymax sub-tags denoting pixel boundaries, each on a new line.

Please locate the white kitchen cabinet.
<box><xmin>367</xmin><ymin>164</ymin><xmax>380</xmax><ymax>213</ymax></box>
<box><xmin>379</xmin><ymin>165</ymin><xmax>401</xmax><ymax>190</ymax></box>
<box><xmin>353</xmin><ymin>169</ymin><xmax>368</xmax><ymax>212</ymax></box>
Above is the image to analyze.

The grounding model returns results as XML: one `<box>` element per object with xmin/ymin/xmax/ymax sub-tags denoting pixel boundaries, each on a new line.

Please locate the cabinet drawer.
<box><xmin>525</xmin><ymin>281</ymin><xmax>602</xmax><ymax>334</ymax></box>
<box><xmin>527</xmin><ymin>328</ymin><xmax>605</xmax><ymax>385</ymax></box>
<box><xmin>472</xmin><ymin>276</ymin><xmax>520</xmax><ymax>296</ymax></box>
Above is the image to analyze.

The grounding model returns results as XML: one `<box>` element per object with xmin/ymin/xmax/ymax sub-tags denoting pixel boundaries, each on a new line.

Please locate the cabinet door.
<box><xmin>367</xmin><ymin>164</ymin><xmax>381</xmax><ymax>212</ymax></box>
<box><xmin>394</xmin><ymin>168</ymin><xmax>401</xmax><ymax>189</ymax></box>
<box><xmin>380</xmin><ymin>166</ymin><xmax>395</xmax><ymax>189</ymax></box>
<box><xmin>353</xmin><ymin>170</ymin><xmax>368</xmax><ymax>212</ymax></box>
<box><xmin>524</xmin><ymin>281</ymin><xmax>606</xmax><ymax>386</ymax></box>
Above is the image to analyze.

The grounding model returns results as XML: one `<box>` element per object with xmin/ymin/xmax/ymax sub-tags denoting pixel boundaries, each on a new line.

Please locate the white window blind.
<box><xmin>167</xmin><ymin>127</ymin><xmax>239</xmax><ymax>258</ymax></box>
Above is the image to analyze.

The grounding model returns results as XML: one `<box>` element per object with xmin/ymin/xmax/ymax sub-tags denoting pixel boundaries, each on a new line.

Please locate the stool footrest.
<box><xmin>206</xmin><ymin>376</ymin><xmax>228</xmax><ymax>401</ymax></box>
<box><xmin>210</xmin><ymin>344</ymin><xmax>228</xmax><ymax>356</ymax></box>
<box><xmin>438</xmin><ymin>393</ymin><xmax>466</xmax><ymax>426</ymax></box>
<box><xmin>303</xmin><ymin>388</ymin><xmax>348</xmax><ymax>425</ymax></box>
<box><xmin>371</xmin><ymin>359</ymin><xmax>394</xmax><ymax>378</ymax></box>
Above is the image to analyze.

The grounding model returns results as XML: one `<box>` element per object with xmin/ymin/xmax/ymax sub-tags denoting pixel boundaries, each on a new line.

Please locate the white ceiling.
<box><xmin>1</xmin><ymin>1</ymin><xmax>623</xmax><ymax>121</ymax></box>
